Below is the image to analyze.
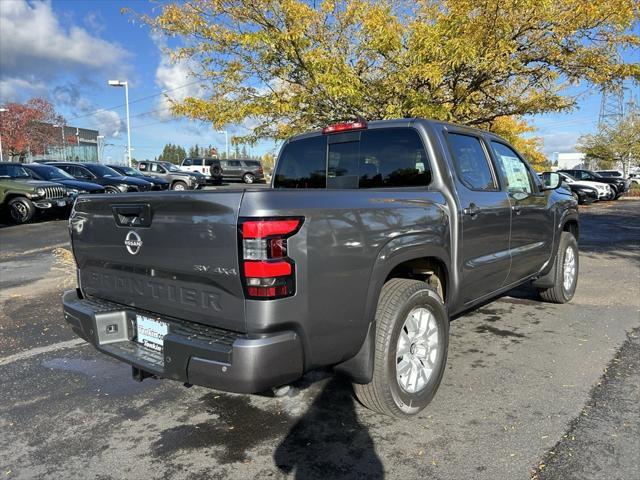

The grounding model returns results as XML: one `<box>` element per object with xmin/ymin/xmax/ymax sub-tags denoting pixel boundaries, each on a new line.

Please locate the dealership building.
<box><xmin>32</xmin><ymin>123</ymin><xmax>101</xmax><ymax>163</ymax></box>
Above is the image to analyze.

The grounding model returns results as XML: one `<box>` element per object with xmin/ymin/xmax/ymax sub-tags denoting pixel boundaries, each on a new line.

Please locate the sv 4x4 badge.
<box><xmin>124</xmin><ymin>231</ymin><xmax>143</xmax><ymax>255</ymax></box>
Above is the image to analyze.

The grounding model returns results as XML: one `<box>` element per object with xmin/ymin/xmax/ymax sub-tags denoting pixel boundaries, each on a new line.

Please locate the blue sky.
<box><xmin>0</xmin><ymin>0</ymin><xmax>638</xmax><ymax>163</ymax></box>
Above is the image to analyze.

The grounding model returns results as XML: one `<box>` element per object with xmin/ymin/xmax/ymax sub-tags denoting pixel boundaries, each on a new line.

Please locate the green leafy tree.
<box><xmin>158</xmin><ymin>143</ymin><xmax>187</xmax><ymax>164</ymax></box>
<box><xmin>577</xmin><ymin>113</ymin><xmax>640</xmax><ymax>174</ymax></box>
<box><xmin>142</xmin><ymin>0</ymin><xmax>638</xmax><ymax>164</ymax></box>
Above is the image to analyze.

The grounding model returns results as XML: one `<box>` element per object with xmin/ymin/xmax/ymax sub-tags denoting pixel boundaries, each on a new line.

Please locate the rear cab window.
<box><xmin>273</xmin><ymin>128</ymin><xmax>431</xmax><ymax>189</ymax></box>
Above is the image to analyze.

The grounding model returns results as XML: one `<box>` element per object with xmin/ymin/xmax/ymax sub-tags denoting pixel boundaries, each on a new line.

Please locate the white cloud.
<box><xmin>153</xmin><ymin>34</ymin><xmax>205</xmax><ymax>119</ymax></box>
<box><xmin>84</xmin><ymin>11</ymin><xmax>105</xmax><ymax>34</ymax></box>
<box><xmin>539</xmin><ymin>131</ymin><xmax>581</xmax><ymax>156</ymax></box>
<box><xmin>0</xmin><ymin>76</ymin><xmax>48</xmax><ymax>100</ymax></box>
<box><xmin>0</xmin><ymin>0</ymin><xmax>131</xmax><ymax>102</ymax></box>
<box><xmin>93</xmin><ymin>110</ymin><xmax>122</xmax><ymax>137</ymax></box>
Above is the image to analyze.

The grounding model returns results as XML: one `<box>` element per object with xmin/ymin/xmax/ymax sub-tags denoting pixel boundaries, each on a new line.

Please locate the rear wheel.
<box><xmin>8</xmin><ymin>197</ymin><xmax>35</xmax><ymax>224</ymax></box>
<box><xmin>172</xmin><ymin>181</ymin><xmax>187</xmax><ymax>191</ymax></box>
<box><xmin>243</xmin><ymin>173</ymin><xmax>255</xmax><ymax>184</ymax></box>
<box><xmin>353</xmin><ymin>279</ymin><xmax>449</xmax><ymax>418</ymax></box>
<box><xmin>538</xmin><ymin>232</ymin><xmax>579</xmax><ymax>303</ymax></box>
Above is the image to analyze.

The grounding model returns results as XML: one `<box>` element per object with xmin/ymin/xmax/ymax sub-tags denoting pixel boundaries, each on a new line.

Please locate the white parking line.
<box><xmin>0</xmin><ymin>338</ymin><xmax>86</xmax><ymax>367</ymax></box>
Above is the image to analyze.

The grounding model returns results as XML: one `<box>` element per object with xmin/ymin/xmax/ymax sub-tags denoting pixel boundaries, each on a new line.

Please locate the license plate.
<box><xmin>136</xmin><ymin>315</ymin><xmax>168</xmax><ymax>354</ymax></box>
<box><xmin>57</xmin><ymin>199</ymin><xmax>67</xmax><ymax>207</ymax></box>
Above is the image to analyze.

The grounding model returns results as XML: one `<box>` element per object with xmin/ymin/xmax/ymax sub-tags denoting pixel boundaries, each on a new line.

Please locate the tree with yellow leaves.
<box><xmin>141</xmin><ymin>0</ymin><xmax>639</xmax><ymax>169</ymax></box>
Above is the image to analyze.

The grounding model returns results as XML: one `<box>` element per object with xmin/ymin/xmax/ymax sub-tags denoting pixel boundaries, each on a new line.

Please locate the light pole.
<box><xmin>216</xmin><ymin>129</ymin><xmax>228</xmax><ymax>158</ymax></box>
<box><xmin>108</xmin><ymin>80</ymin><xmax>132</xmax><ymax>167</ymax></box>
<box><xmin>96</xmin><ymin>135</ymin><xmax>104</xmax><ymax>163</ymax></box>
<box><xmin>53</xmin><ymin>123</ymin><xmax>66</xmax><ymax>161</ymax></box>
<box><xmin>0</xmin><ymin>107</ymin><xmax>6</xmax><ymax>162</ymax></box>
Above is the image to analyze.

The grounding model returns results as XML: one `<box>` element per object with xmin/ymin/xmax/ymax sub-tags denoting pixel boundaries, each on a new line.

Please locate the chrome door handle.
<box><xmin>463</xmin><ymin>205</ymin><xmax>481</xmax><ymax>218</ymax></box>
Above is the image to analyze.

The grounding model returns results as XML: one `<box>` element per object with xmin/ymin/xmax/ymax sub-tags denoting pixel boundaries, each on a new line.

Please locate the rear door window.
<box><xmin>447</xmin><ymin>133</ymin><xmax>496</xmax><ymax>190</ymax></box>
<box><xmin>274</xmin><ymin>128</ymin><xmax>431</xmax><ymax>189</ymax></box>
<box><xmin>191</xmin><ymin>158</ymin><xmax>203</xmax><ymax>167</ymax></box>
<box><xmin>182</xmin><ymin>159</ymin><xmax>192</xmax><ymax>167</ymax></box>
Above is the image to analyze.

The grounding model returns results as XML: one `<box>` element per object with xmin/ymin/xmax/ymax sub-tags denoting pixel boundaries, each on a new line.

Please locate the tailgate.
<box><xmin>70</xmin><ymin>192</ymin><xmax>246</xmax><ymax>332</ymax></box>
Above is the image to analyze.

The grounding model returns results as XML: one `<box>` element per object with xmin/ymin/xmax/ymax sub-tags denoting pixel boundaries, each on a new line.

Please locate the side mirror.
<box><xmin>541</xmin><ymin>172</ymin><xmax>562</xmax><ymax>190</ymax></box>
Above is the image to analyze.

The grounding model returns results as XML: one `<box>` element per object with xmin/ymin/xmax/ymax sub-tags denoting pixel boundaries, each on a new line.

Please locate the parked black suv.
<box><xmin>49</xmin><ymin>162</ymin><xmax>153</xmax><ymax>193</ymax></box>
<box><xmin>23</xmin><ymin>163</ymin><xmax>106</xmax><ymax>195</ymax></box>
<box><xmin>220</xmin><ymin>159</ymin><xmax>264</xmax><ymax>184</ymax></box>
<box><xmin>107</xmin><ymin>165</ymin><xmax>170</xmax><ymax>191</ymax></box>
<box><xmin>558</xmin><ymin>169</ymin><xmax>629</xmax><ymax>199</ymax></box>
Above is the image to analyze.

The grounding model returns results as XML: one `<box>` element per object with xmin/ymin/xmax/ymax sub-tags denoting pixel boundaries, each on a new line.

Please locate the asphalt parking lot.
<box><xmin>0</xmin><ymin>196</ymin><xmax>638</xmax><ymax>480</ymax></box>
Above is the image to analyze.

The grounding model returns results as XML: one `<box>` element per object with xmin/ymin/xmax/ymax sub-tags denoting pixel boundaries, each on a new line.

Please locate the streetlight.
<box><xmin>96</xmin><ymin>135</ymin><xmax>104</xmax><ymax>163</ymax></box>
<box><xmin>0</xmin><ymin>107</ymin><xmax>6</xmax><ymax>162</ymax></box>
<box><xmin>53</xmin><ymin>123</ymin><xmax>66</xmax><ymax>161</ymax></box>
<box><xmin>108</xmin><ymin>80</ymin><xmax>132</xmax><ymax>167</ymax></box>
<box><xmin>216</xmin><ymin>129</ymin><xmax>228</xmax><ymax>158</ymax></box>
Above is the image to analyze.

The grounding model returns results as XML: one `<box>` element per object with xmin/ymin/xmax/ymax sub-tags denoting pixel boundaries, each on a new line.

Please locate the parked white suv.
<box><xmin>180</xmin><ymin>158</ymin><xmax>223</xmax><ymax>185</ymax></box>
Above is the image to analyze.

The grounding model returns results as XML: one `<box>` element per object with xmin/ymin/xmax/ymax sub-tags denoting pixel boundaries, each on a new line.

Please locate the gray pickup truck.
<box><xmin>63</xmin><ymin>119</ymin><xmax>579</xmax><ymax>417</ymax></box>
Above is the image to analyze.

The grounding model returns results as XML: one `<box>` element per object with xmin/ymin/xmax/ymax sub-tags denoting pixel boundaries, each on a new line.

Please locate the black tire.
<box><xmin>105</xmin><ymin>186</ymin><xmax>120</xmax><ymax>194</ymax></box>
<box><xmin>538</xmin><ymin>232</ymin><xmax>579</xmax><ymax>303</ymax></box>
<box><xmin>608</xmin><ymin>186</ymin><xmax>618</xmax><ymax>200</ymax></box>
<box><xmin>243</xmin><ymin>172</ymin><xmax>255</xmax><ymax>184</ymax></box>
<box><xmin>172</xmin><ymin>181</ymin><xmax>188</xmax><ymax>191</ymax></box>
<box><xmin>8</xmin><ymin>197</ymin><xmax>36</xmax><ymax>224</ymax></box>
<box><xmin>353</xmin><ymin>279</ymin><xmax>449</xmax><ymax>418</ymax></box>
<box><xmin>210</xmin><ymin>165</ymin><xmax>222</xmax><ymax>177</ymax></box>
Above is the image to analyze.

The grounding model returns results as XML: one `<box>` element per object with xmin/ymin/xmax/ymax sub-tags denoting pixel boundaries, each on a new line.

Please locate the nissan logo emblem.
<box><xmin>124</xmin><ymin>231</ymin><xmax>143</xmax><ymax>255</ymax></box>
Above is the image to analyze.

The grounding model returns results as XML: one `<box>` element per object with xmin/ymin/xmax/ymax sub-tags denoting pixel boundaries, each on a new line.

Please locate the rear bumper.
<box><xmin>62</xmin><ymin>289</ymin><xmax>303</xmax><ymax>393</ymax></box>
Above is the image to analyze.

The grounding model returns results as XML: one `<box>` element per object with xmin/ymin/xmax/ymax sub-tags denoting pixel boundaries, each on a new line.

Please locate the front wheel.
<box><xmin>243</xmin><ymin>173</ymin><xmax>255</xmax><ymax>184</ymax></box>
<box><xmin>8</xmin><ymin>197</ymin><xmax>35</xmax><ymax>224</ymax></box>
<box><xmin>172</xmin><ymin>181</ymin><xmax>187</xmax><ymax>191</ymax></box>
<box><xmin>538</xmin><ymin>232</ymin><xmax>579</xmax><ymax>303</ymax></box>
<box><xmin>353</xmin><ymin>279</ymin><xmax>449</xmax><ymax>418</ymax></box>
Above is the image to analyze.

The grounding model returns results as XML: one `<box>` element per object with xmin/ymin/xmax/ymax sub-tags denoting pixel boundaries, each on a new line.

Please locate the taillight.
<box><xmin>239</xmin><ymin>217</ymin><xmax>303</xmax><ymax>299</ymax></box>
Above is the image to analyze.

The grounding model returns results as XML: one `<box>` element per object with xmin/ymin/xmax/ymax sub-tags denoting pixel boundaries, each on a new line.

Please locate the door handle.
<box><xmin>511</xmin><ymin>205</ymin><xmax>522</xmax><ymax>215</ymax></box>
<box><xmin>463</xmin><ymin>204</ymin><xmax>481</xmax><ymax>218</ymax></box>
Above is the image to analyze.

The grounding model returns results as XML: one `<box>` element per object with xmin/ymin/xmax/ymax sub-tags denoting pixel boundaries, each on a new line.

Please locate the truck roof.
<box><xmin>287</xmin><ymin>117</ymin><xmax>506</xmax><ymax>143</ymax></box>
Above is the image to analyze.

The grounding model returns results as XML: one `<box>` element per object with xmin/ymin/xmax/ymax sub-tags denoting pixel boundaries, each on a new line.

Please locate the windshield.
<box><xmin>27</xmin><ymin>165</ymin><xmax>74</xmax><ymax>181</ymax></box>
<box><xmin>0</xmin><ymin>164</ymin><xmax>31</xmax><ymax>179</ymax></box>
<box><xmin>117</xmin><ymin>166</ymin><xmax>139</xmax><ymax>176</ymax></box>
<box><xmin>85</xmin><ymin>164</ymin><xmax>121</xmax><ymax>177</ymax></box>
<box><xmin>162</xmin><ymin>162</ymin><xmax>182</xmax><ymax>172</ymax></box>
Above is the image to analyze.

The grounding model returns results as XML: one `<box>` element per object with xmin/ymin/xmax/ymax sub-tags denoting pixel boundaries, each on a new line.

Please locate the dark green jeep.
<box><xmin>0</xmin><ymin>163</ymin><xmax>75</xmax><ymax>224</ymax></box>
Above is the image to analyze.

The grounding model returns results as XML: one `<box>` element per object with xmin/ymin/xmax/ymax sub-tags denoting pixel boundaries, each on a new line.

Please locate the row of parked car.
<box><xmin>0</xmin><ymin>157</ymin><xmax>265</xmax><ymax>224</ymax></box>
<box><xmin>539</xmin><ymin>169</ymin><xmax>632</xmax><ymax>204</ymax></box>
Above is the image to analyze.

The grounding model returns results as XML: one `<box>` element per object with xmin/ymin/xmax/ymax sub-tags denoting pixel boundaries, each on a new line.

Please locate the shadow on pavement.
<box><xmin>274</xmin><ymin>376</ymin><xmax>383</xmax><ymax>480</ymax></box>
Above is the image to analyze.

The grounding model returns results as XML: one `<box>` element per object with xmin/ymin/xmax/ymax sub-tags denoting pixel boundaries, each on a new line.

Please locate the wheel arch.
<box><xmin>335</xmin><ymin>245</ymin><xmax>451</xmax><ymax>384</ymax></box>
